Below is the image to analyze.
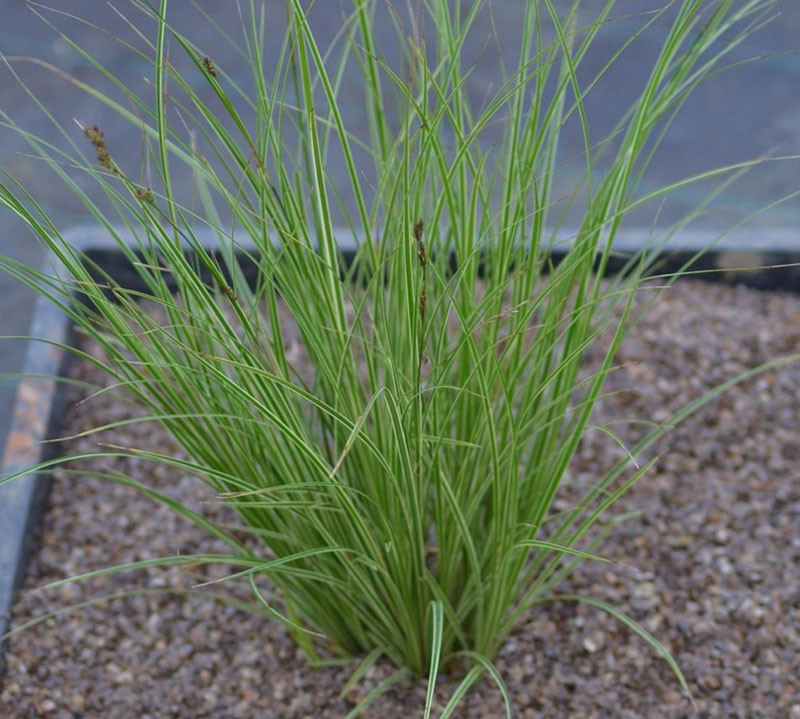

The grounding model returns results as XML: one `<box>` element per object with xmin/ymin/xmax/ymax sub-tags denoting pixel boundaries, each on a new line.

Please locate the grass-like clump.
<box><xmin>1</xmin><ymin>1</ymin><xmax>794</xmax><ymax>715</ymax></box>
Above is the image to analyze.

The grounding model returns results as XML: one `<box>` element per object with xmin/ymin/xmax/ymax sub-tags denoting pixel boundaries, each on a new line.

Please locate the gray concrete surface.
<box><xmin>2</xmin><ymin>1</ymin><xmax>799</xmax><ymax>447</ymax></box>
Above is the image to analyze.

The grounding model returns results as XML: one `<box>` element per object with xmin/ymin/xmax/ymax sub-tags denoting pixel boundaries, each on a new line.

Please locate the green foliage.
<box><xmin>0</xmin><ymin>0</ymin><xmax>785</xmax><ymax>713</ymax></box>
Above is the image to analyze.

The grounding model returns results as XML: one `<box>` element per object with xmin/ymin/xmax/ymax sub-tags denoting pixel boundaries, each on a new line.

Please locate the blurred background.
<box><xmin>2</xmin><ymin>0</ymin><xmax>799</xmax><ymax>446</ymax></box>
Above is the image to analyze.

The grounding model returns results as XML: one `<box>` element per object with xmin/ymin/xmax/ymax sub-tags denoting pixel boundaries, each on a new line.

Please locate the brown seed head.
<box><xmin>223</xmin><ymin>284</ymin><xmax>238</xmax><ymax>303</ymax></box>
<box><xmin>84</xmin><ymin>125</ymin><xmax>104</xmax><ymax>146</ymax></box>
<box><xmin>135</xmin><ymin>187</ymin><xmax>155</xmax><ymax>204</ymax></box>
<box><xmin>202</xmin><ymin>56</ymin><xmax>218</xmax><ymax>77</ymax></box>
<box><xmin>414</xmin><ymin>218</ymin><xmax>424</xmax><ymax>242</ymax></box>
<box><xmin>414</xmin><ymin>219</ymin><xmax>426</xmax><ymax>269</ymax></box>
<box><xmin>84</xmin><ymin>124</ymin><xmax>117</xmax><ymax>173</ymax></box>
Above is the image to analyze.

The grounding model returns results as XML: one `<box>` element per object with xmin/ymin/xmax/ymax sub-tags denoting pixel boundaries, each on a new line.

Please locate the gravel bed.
<box><xmin>1</xmin><ymin>279</ymin><xmax>799</xmax><ymax>718</ymax></box>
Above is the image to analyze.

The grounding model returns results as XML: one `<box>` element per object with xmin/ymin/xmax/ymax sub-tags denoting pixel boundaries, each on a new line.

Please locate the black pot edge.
<box><xmin>1</xmin><ymin>232</ymin><xmax>798</xmax><ymax>670</ymax></box>
<box><xmin>0</xmin><ymin>294</ymin><xmax>74</xmax><ymax>670</ymax></box>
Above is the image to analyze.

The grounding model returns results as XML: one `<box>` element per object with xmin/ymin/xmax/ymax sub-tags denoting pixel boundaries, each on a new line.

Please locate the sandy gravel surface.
<box><xmin>1</xmin><ymin>279</ymin><xmax>799</xmax><ymax>718</ymax></box>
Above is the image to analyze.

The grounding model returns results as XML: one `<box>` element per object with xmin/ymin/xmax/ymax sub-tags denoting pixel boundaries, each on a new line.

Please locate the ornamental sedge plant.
<box><xmin>0</xmin><ymin>0</ymin><xmax>792</xmax><ymax>714</ymax></box>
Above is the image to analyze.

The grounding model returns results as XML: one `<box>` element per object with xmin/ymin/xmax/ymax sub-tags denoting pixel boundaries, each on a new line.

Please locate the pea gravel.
<box><xmin>1</xmin><ymin>279</ymin><xmax>799</xmax><ymax>718</ymax></box>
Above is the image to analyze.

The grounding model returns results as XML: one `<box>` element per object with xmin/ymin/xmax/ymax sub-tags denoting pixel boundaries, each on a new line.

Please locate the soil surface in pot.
<box><xmin>1</xmin><ymin>279</ymin><xmax>799</xmax><ymax>719</ymax></box>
